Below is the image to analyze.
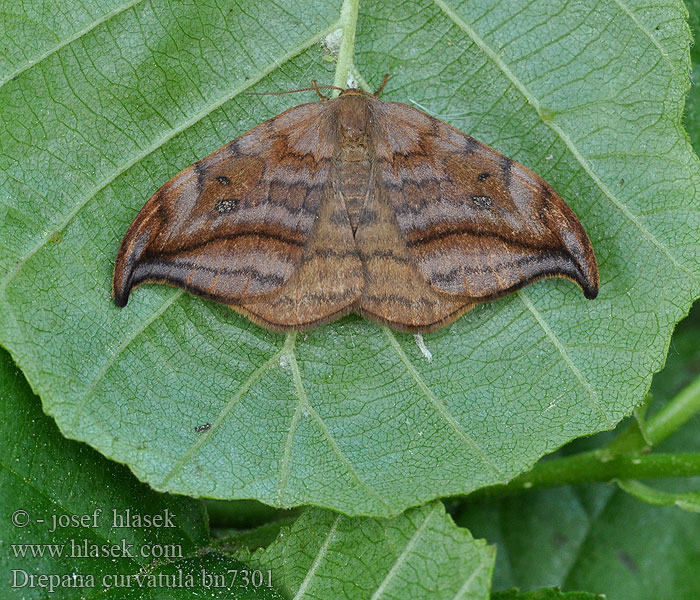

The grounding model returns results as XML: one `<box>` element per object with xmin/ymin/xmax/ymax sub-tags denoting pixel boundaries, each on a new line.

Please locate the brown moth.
<box><xmin>113</xmin><ymin>80</ymin><xmax>598</xmax><ymax>332</ymax></box>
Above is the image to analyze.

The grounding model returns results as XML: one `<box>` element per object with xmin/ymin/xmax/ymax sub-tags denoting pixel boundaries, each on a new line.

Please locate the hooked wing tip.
<box><xmin>112</xmin><ymin>259</ymin><xmax>134</xmax><ymax>307</ymax></box>
<box><xmin>112</xmin><ymin>283</ymin><xmax>130</xmax><ymax>307</ymax></box>
<box><xmin>113</xmin><ymin>228</ymin><xmax>151</xmax><ymax>308</ymax></box>
<box><xmin>581</xmin><ymin>279</ymin><xmax>599</xmax><ymax>300</ymax></box>
<box><xmin>570</xmin><ymin>250</ymin><xmax>599</xmax><ymax>301</ymax></box>
<box><xmin>572</xmin><ymin>250</ymin><xmax>599</xmax><ymax>300</ymax></box>
<box><xmin>557</xmin><ymin>213</ymin><xmax>599</xmax><ymax>301</ymax></box>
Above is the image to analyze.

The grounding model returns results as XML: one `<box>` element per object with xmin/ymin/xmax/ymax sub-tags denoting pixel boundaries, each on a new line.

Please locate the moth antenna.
<box><xmin>311</xmin><ymin>80</ymin><xmax>329</xmax><ymax>101</ymax></box>
<box><xmin>374</xmin><ymin>73</ymin><xmax>390</xmax><ymax>97</ymax></box>
<box><xmin>243</xmin><ymin>84</ymin><xmax>345</xmax><ymax>98</ymax></box>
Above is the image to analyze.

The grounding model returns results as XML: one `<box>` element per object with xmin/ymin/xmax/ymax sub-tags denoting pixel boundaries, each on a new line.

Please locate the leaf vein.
<box><xmin>369</xmin><ymin>503</ymin><xmax>440</xmax><ymax>600</ymax></box>
<box><xmin>70</xmin><ymin>290</ymin><xmax>183</xmax><ymax>430</ymax></box>
<box><xmin>159</xmin><ymin>348</ymin><xmax>284</xmax><ymax>488</ymax></box>
<box><xmin>0</xmin><ymin>0</ymin><xmax>146</xmax><ymax>90</ymax></box>
<box><xmin>611</xmin><ymin>0</ymin><xmax>675</xmax><ymax>72</ymax></box>
<box><xmin>292</xmin><ymin>514</ymin><xmax>341</xmax><ymax>600</ymax></box>
<box><xmin>276</xmin><ymin>334</ymin><xmax>304</xmax><ymax>506</ymax></box>
<box><xmin>451</xmin><ymin>550</ymin><xmax>491</xmax><ymax>600</ymax></box>
<box><xmin>287</xmin><ymin>333</ymin><xmax>392</xmax><ymax>512</ymax></box>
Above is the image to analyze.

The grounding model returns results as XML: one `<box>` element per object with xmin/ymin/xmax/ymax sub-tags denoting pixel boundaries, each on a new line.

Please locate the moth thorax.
<box><xmin>337</xmin><ymin>97</ymin><xmax>370</xmax><ymax>141</ymax></box>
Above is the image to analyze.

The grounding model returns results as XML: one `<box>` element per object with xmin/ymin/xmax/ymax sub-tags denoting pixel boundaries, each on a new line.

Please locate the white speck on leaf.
<box><xmin>414</xmin><ymin>334</ymin><xmax>433</xmax><ymax>362</ymax></box>
<box><xmin>322</xmin><ymin>28</ymin><xmax>343</xmax><ymax>56</ymax></box>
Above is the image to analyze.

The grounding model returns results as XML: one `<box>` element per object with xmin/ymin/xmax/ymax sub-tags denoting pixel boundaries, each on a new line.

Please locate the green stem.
<box><xmin>467</xmin><ymin>453</ymin><xmax>700</xmax><ymax>500</ymax></box>
<box><xmin>350</xmin><ymin>66</ymin><xmax>373</xmax><ymax>93</ymax></box>
<box><xmin>333</xmin><ymin>0</ymin><xmax>360</xmax><ymax>92</ymax></box>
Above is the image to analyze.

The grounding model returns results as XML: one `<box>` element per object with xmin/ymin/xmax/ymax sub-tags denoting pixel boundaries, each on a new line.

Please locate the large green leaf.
<box><xmin>242</xmin><ymin>502</ymin><xmax>495</xmax><ymax>600</ymax></box>
<box><xmin>0</xmin><ymin>347</ymin><xmax>282</xmax><ymax>599</ymax></box>
<box><xmin>1</xmin><ymin>0</ymin><xmax>699</xmax><ymax>516</ymax></box>
<box><xmin>459</xmin><ymin>479</ymin><xmax>700</xmax><ymax>599</ymax></box>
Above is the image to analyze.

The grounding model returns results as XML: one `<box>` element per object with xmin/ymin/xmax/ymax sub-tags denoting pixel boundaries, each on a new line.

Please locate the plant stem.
<box><xmin>333</xmin><ymin>0</ymin><xmax>360</xmax><ymax>92</ymax></box>
<box><xmin>467</xmin><ymin>452</ymin><xmax>700</xmax><ymax>500</ymax></box>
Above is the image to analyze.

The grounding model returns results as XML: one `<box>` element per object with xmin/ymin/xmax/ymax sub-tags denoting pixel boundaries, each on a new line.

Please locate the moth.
<box><xmin>113</xmin><ymin>78</ymin><xmax>598</xmax><ymax>332</ymax></box>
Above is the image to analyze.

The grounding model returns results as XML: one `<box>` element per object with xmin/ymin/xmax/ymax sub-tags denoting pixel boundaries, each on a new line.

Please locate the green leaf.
<box><xmin>0</xmin><ymin>2</ymin><xmax>139</xmax><ymax>84</ymax></box>
<box><xmin>492</xmin><ymin>589</ymin><xmax>602</xmax><ymax>600</ymax></box>
<box><xmin>616</xmin><ymin>478</ymin><xmax>700</xmax><ymax>512</ymax></box>
<box><xmin>242</xmin><ymin>502</ymin><xmax>495</xmax><ymax>600</ymax></box>
<box><xmin>218</xmin><ymin>516</ymin><xmax>300</xmax><ymax>555</ymax></box>
<box><xmin>1</xmin><ymin>1</ymin><xmax>699</xmax><ymax>516</ymax></box>
<box><xmin>0</xmin><ymin>346</ymin><xmax>281</xmax><ymax>599</ymax></box>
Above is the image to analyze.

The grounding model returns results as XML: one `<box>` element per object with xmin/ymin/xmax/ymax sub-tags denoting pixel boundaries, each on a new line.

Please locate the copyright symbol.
<box><xmin>12</xmin><ymin>510</ymin><xmax>29</xmax><ymax>527</ymax></box>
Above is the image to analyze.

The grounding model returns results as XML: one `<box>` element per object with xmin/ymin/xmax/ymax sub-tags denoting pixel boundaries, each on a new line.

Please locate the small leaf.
<box><xmin>242</xmin><ymin>502</ymin><xmax>495</xmax><ymax>600</ymax></box>
<box><xmin>1</xmin><ymin>1</ymin><xmax>699</xmax><ymax>516</ymax></box>
<box><xmin>616</xmin><ymin>479</ymin><xmax>700</xmax><ymax>512</ymax></box>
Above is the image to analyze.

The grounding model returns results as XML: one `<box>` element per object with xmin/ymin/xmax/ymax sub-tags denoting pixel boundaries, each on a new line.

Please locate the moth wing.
<box><xmin>113</xmin><ymin>101</ymin><xmax>338</xmax><ymax>308</ymax></box>
<box><xmin>373</xmin><ymin>101</ymin><xmax>599</xmax><ymax>301</ymax></box>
